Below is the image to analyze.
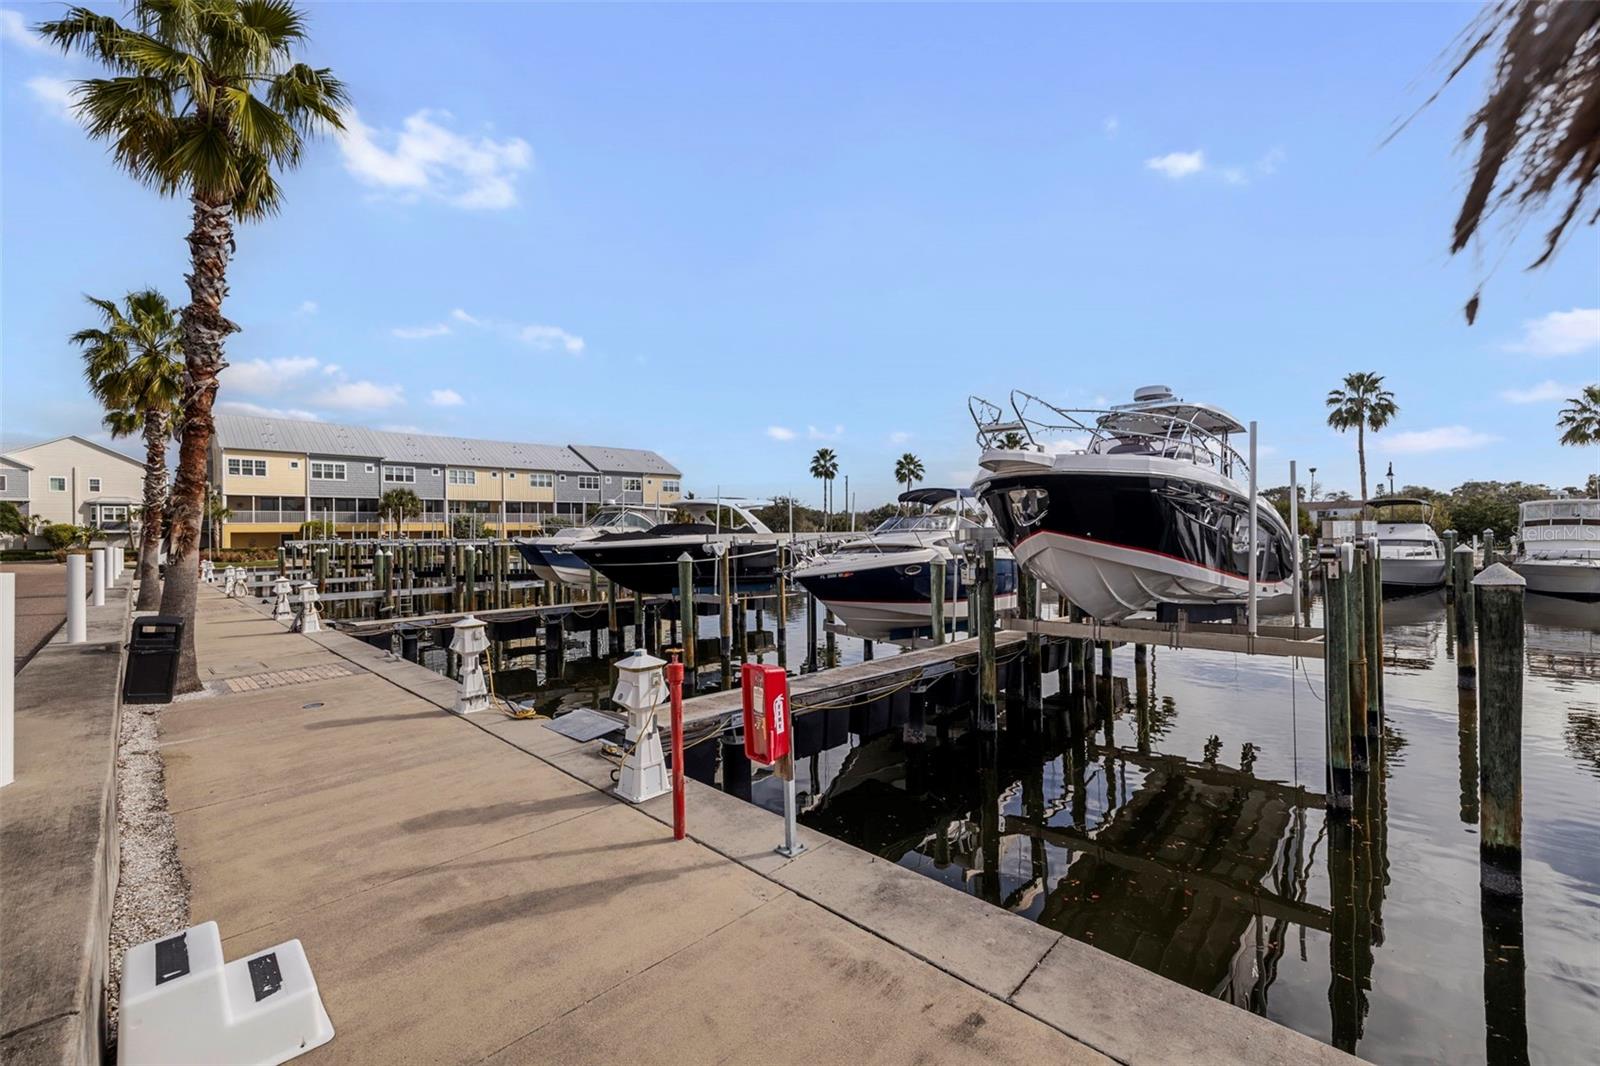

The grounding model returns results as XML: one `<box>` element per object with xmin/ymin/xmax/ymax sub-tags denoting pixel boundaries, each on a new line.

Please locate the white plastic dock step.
<box><xmin>118</xmin><ymin>921</ymin><xmax>334</xmax><ymax>1066</ymax></box>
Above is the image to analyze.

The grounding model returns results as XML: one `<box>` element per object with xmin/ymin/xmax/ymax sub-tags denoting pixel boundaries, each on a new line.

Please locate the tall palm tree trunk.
<box><xmin>1357</xmin><ymin>423</ymin><xmax>1368</xmax><ymax>500</ymax></box>
<box><xmin>136</xmin><ymin>409</ymin><xmax>168</xmax><ymax>611</ymax></box>
<box><xmin>160</xmin><ymin>195</ymin><xmax>239</xmax><ymax>692</ymax></box>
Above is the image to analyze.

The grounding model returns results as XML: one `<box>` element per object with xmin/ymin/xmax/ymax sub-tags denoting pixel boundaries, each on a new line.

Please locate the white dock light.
<box><xmin>612</xmin><ymin>648</ymin><xmax>670</xmax><ymax>803</ymax></box>
<box><xmin>117</xmin><ymin>921</ymin><xmax>333</xmax><ymax>1066</ymax></box>
<box><xmin>295</xmin><ymin>582</ymin><xmax>322</xmax><ymax>634</ymax></box>
<box><xmin>450</xmin><ymin>615</ymin><xmax>491</xmax><ymax>714</ymax></box>
<box><xmin>271</xmin><ymin>577</ymin><xmax>294</xmax><ymax>623</ymax></box>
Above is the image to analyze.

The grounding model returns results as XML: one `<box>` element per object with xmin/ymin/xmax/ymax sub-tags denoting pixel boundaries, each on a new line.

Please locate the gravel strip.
<box><xmin>106</xmin><ymin>701</ymin><xmax>191</xmax><ymax>1046</ymax></box>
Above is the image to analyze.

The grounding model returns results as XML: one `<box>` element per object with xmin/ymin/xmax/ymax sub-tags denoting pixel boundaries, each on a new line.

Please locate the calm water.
<box><xmin>474</xmin><ymin>590</ymin><xmax>1598</xmax><ymax>1063</ymax></box>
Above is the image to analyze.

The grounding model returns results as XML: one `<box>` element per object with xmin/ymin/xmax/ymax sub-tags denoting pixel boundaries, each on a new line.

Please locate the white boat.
<box><xmin>1368</xmin><ymin>498</ymin><xmax>1447</xmax><ymax>594</ymax></box>
<box><xmin>793</xmin><ymin>488</ymin><xmax>1018</xmax><ymax>641</ymax></box>
<box><xmin>1511</xmin><ymin>499</ymin><xmax>1600</xmax><ymax>602</ymax></box>
<box><xmin>570</xmin><ymin>500</ymin><xmax>781</xmax><ymax>595</ymax></box>
<box><xmin>970</xmin><ymin>386</ymin><xmax>1295</xmax><ymax>622</ymax></box>
<box><xmin>513</xmin><ymin>506</ymin><xmax>673</xmax><ymax>586</ymax></box>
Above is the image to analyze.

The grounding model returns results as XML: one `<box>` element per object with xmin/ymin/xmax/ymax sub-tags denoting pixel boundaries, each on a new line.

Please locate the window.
<box><xmin>622</xmin><ymin>477</ymin><xmax>643</xmax><ymax>492</ymax></box>
<box><xmin>491</xmin><ymin>471</ymin><xmax>499</xmax><ymax>479</ymax></box>
<box><xmin>0</xmin><ymin>475</ymin><xmax>7</xmax><ymax>492</ymax></box>
<box><xmin>605</xmin><ymin>476</ymin><xmax>613</xmax><ymax>484</ymax></box>
<box><xmin>662</xmin><ymin>480</ymin><xmax>681</xmax><ymax>494</ymax></box>
<box><xmin>227</xmin><ymin>458</ymin><xmax>267</xmax><ymax>477</ymax></box>
<box><xmin>577</xmin><ymin>475</ymin><xmax>601</xmax><ymax>491</ymax></box>
<box><xmin>507</xmin><ymin>472</ymin><xmax>516</xmax><ymax>480</ymax></box>
<box><xmin>88</xmin><ymin>477</ymin><xmax>102</xmax><ymax>493</ymax></box>
<box><xmin>310</xmin><ymin>461</ymin><xmax>346</xmax><ymax>481</ymax></box>
<box><xmin>49</xmin><ymin>476</ymin><xmax>67</xmax><ymax>492</ymax></box>
<box><xmin>448</xmin><ymin>468</ymin><xmax>477</xmax><ymax>485</ymax></box>
<box><xmin>97</xmin><ymin>505</ymin><xmax>128</xmax><ymax>523</ymax></box>
<box><xmin>290</xmin><ymin>460</ymin><xmax>300</xmax><ymax>469</ymax></box>
<box><xmin>365</xmin><ymin>463</ymin><xmax>375</xmax><ymax>473</ymax></box>
<box><xmin>529</xmin><ymin>473</ymin><xmax>554</xmax><ymax>488</ymax></box>
<box><xmin>431</xmin><ymin>468</ymin><xmax>440</xmax><ymax>476</ymax></box>
<box><xmin>383</xmin><ymin>466</ymin><xmax>416</xmax><ymax>484</ymax></box>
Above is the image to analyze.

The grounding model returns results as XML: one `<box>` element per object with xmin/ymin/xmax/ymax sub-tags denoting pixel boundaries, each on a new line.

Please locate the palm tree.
<box><xmin>1558</xmin><ymin>385</ymin><xmax>1600</xmax><ymax>447</ymax></box>
<box><xmin>998</xmin><ymin>431</ymin><xmax>1026</xmax><ymax>450</ymax></box>
<box><xmin>73</xmin><ymin>289</ymin><xmax>183</xmax><ymax>610</ymax></box>
<box><xmin>378</xmin><ymin>487</ymin><xmax>423</xmax><ymax>537</ymax></box>
<box><xmin>1326</xmin><ymin>372</ymin><xmax>1399</xmax><ymax>501</ymax></box>
<box><xmin>809</xmin><ymin>448</ymin><xmax>839</xmax><ymax>530</ymax></box>
<box><xmin>894</xmin><ymin>453</ymin><xmax>925</xmax><ymax>500</ymax></box>
<box><xmin>41</xmin><ymin>1</ymin><xmax>348</xmax><ymax>690</ymax></box>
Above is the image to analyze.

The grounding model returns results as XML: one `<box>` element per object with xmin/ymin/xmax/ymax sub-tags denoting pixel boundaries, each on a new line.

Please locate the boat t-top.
<box><xmin>1511</xmin><ymin>498</ymin><xmax>1599</xmax><ymax>602</ymax></box>
<box><xmin>969</xmin><ymin>386</ymin><xmax>1295</xmax><ymax>622</ymax></box>
<box><xmin>512</xmin><ymin>506</ymin><xmax>674</xmax><ymax>587</ymax></box>
<box><xmin>1367</xmin><ymin>497</ymin><xmax>1447</xmax><ymax>594</ymax></box>
<box><xmin>793</xmin><ymin>488</ymin><xmax>1018</xmax><ymax>641</ymax></box>
<box><xmin>569</xmin><ymin>499</ymin><xmax>780</xmax><ymax>596</ymax></box>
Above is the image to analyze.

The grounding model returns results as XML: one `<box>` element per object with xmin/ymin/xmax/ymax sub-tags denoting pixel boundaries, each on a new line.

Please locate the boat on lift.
<box><xmin>512</xmin><ymin>506</ymin><xmax>674</xmax><ymax>587</ymax></box>
<box><xmin>969</xmin><ymin>386</ymin><xmax>1295</xmax><ymax>622</ymax></box>
<box><xmin>1511</xmin><ymin>498</ymin><xmax>1600</xmax><ymax>602</ymax></box>
<box><xmin>793</xmin><ymin>488</ymin><xmax>1018</xmax><ymax>641</ymax></box>
<box><xmin>1368</xmin><ymin>497</ymin><xmax>1448</xmax><ymax>595</ymax></box>
<box><xmin>569</xmin><ymin>499</ymin><xmax>780</xmax><ymax>596</ymax></box>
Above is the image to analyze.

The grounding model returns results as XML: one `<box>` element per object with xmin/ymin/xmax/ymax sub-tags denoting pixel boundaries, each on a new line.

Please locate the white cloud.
<box><xmin>429</xmin><ymin>388</ymin><xmax>465</xmax><ymax>407</ymax></box>
<box><xmin>1</xmin><ymin>10</ymin><xmax>54</xmax><ymax>53</ymax></box>
<box><xmin>217</xmin><ymin>400</ymin><xmax>322</xmax><ymax>422</ymax></box>
<box><xmin>1500</xmin><ymin>380</ymin><xmax>1576</xmax><ymax>404</ymax></box>
<box><xmin>220</xmin><ymin>356</ymin><xmax>322</xmax><ymax>395</ymax></box>
<box><xmin>1382</xmin><ymin>426</ymin><xmax>1499</xmax><ymax>454</ymax></box>
<box><xmin>519</xmin><ymin>324</ymin><xmax>585</xmax><ymax>354</ymax></box>
<box><xmin>1504</xmin><ymin>308</ymin><xmax>1600</xmax><ymax>357</ymax></box>
<box><xmin>26</xmin><ymin>76</ymin><xmax>77</xmax><ymax>122</ymax></box>
<box><xmin>391</xmin><ymin>322</ymin><xmax>451</xmax><ymax>340</ymax></box>
<box><xmin>297</xmin><ymin>300</ymin><xmax>319</xmax><ymax>315</ymax></box>
<box><xmin>1145</xmin><ymin>150</ymin><xmax>1205</xmax><ymax>179</ymax></box>
<box><xmin>1102</xmin><ymin>116</ymin><xmax>1119</xmax><ymax>137</ymax></box>
<box><xmin>450</xmin><ymin>308</ymin><xmax>480</xmax><ymax>326</ymax></box>
<box><xmin>337</xmin><ymin>108</ymin><xmax>532</xmax><ymax>210</ymax></box>
<box><xmin>947</xmin><ymin>467</ymin><xmax>978</xmax><ymax>486</ymax></box>
<box><xmin>314</xmin><ymin>380</ymin><xmax>404</xmax><ymax>410</ymax></box>
<box><xmin>1257</xmin><ymin>147</ymin><xmax>1285</xmax><ymax>176</ymax></box>
<box><xmin>889</xmin><ymin>431</ymin><xmax>912</xmax><ymax>445</ymax></box>
<box><xmin>807</xmin><ymin>424</ymin><xmax>844</xmax><ymax>441</ymax></box>
<box><xmin>322</xmin><ymin>363</ymin><xmax>342</xmax><ymax>376</ymax></box>
<box><xmin>766</xmin><ymin>426</ymin><xmax>796</xmax><ymax>441</ymax></box>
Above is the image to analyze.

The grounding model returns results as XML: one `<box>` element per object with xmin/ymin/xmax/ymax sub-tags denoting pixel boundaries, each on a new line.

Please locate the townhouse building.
<box><xmin>210</xmin><ymin>414</ymin><xmax>683</xmax><ymax>548</ymax></box>
<box><xmin>1</xmin><ymin>435</ymin><xmax>147</xmax><ymax>544</ymax></box>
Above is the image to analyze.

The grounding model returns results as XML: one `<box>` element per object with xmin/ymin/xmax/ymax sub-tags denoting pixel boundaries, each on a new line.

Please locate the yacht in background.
<box><xmin>570</xmin><ymin>500</ymin><xmax>779</xmax><ymax>596</ymax></box>
<box><xmin>793</xmin><ymin>488</ymin><xmax>1017</xmax><ymax>641</ymax></box>
<box><xmin>513</xmin><ymin>506</ymin><xmax>673</xmax><ymax>587</ymax></box>
<box><xmin>1368</xmin><ymin>498</ymin><xmax>1447</xmax><ymax>595</ymax></box>
<box><xmin>1512</xmin><ymin>499</ymin><xmax>1600</xmax><ymax>602</ymax></box>
<box><xmin>970</xmin><ymin>386</ymin><xmax>1295</xmax><ymax>622</ymax></box>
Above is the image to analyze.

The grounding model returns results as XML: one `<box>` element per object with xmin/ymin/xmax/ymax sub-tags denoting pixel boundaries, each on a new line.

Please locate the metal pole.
<box><xmin>668</xmin><ymin>654</ymin><xmax>686</xmax><ymax>840</ymax></box>
<box><xmin>1247</xmin><ymin>420</ymin><xmax>1258</xmax><ymax>637</ymax></box>
<box><xmin>66</xmin><ymin>554</ymin><xmax>86</xmax><ymax>644</ymax></box>
<box><xmin>1289</xmin><ymin>460</ymin><xmax>1302</xmax><ymax>625</ymax></box>
<box><xmin>775</xmin><ymin>749</ymin><xmax>804</xmax><ymax>858</ymax></box>
<box><xmin>1</xmin><ymin>573</ymin><xmax>15</xmax><ymax>788</ymax></box>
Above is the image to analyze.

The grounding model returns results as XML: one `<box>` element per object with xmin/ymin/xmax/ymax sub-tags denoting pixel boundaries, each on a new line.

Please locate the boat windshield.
<box><xmin>590</xmin><ymin>510</ymin><xmax>656</xmax><ymax>530</ymax></box>
<box><xmin>1520</xmin><ymin>499</ymin><xmax>1600</xmax><ymax>526</ymax></box>
<box><xmin>871</xmin><ymin>514</ymin><xmax>959</xmax><ymax>535</ymax></box>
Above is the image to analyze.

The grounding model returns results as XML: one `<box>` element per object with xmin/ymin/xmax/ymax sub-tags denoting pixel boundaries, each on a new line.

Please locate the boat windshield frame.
<box><xmin>870</xmin><ymin>513</ymin><xmax>963</xmax><ymax>535</ymax></box>
<box><xmin>971</xmin><ymin>390</ymin><xmax>1251</xmax><ymax>482</ymax></box>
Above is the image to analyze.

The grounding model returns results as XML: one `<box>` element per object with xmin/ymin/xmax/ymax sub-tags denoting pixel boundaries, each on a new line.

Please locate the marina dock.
<box><xmin>135</xmin><ymin>586</ymin><xmax>1354</xmax><ymax>1064</ymax></box>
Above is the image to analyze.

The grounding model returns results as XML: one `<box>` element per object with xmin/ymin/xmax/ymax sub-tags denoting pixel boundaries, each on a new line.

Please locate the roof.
<box><xmin>0</xmin><ymin>455</ymin><xmax>34</xmax><ymax>470</ymax></box>
<box><xmin>898</xmin><ymin>487</ymin><xmax>974</xmax><ymax>506</ymax></box>
<box><xmin>3</xmin><ymin>435</ymin><xmax>143</xmax><ymax>468</ymax></box>
<box><xmin>214</xmin><ymin>414</ymin><xmax>593</xmax><ymax>473</ymax></box>
<box><xmin>567</xmin><ymin>444</ymin><xmax>681</xmax><ymax>477</ymax></box>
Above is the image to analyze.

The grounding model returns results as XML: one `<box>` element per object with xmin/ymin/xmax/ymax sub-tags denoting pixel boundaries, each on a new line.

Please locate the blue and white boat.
<box><xmin>514</xmin><ymin>507</ymin><xmax>673</xmax><ymax>587</ymax></box>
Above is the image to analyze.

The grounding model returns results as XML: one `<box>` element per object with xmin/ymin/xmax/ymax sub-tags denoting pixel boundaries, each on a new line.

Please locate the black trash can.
<box><xmin>124</xmin><ymin>615</ymin><xmax>185</xmax><ymax>704</ymax></box>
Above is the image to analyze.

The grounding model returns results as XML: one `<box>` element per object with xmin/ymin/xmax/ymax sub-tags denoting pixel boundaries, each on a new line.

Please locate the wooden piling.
<box><xmin>1475</xmin><ymin>564</ymin><xmax>1525</xmax><ymax>858</ymax></box>
<box><xmin>1365</xmin><ymin>536</ymin><xmax>1384</xmax><ymax>726</ymax></box>
<box><xmin>862</xmin><ymin>639</ymin><xmax>874</xmax><ymax>661</ymax></box>
<box><xmin>824</xmin><ymin>608</ymin><xmax>837</xmax><ymax>670</ymax></box>
<box><xmin>677</xmin><ymin>553</ymin><xmax>695</xmax><ymax>669</ymax></box>
<box><xmin>1323</xmin><ymin>545</ymin><xmax>1353</xmax><ymax>816</ymax></box>
<box><xmin>1443</xmin><ymin>529</ymin><xmax>1458</xmax><ymax>593</ymax></box>
<box><xmin>929</xmin><ymin>557</ymin><xmax>946</xmax><ymax>645</ymax></box>
<box><xmin>607</xmin><ymin>573</ymin><xmax>621</xmax><ymax>652</ymax></box>
<box><xmin>1481</xmin><ymin>528</ymin><xmax>1496</xmax><ymax>569</ymax></box>
<box><xmin>1349</xmin><ymin>546</ymin><xmax>1369</xmax><ymax>773</ymax></box>
<box><xmin>719</xmin><ymin>549</ymin><xmax>733</xmax><ymax>690</ymax></box>
<box><xmin>976</xmin><ymin>545</ymin><xmax>997</xmax><ymax>731</ymax></box>
<box><xmin>805</xmin><ymin>593</ymin><xmax>818</xmax><ymax>672</ymax></box>
<box><xmin>775</xmin><ymin>545</ymin><xmax>789</xmax><ymax>669</ymax></box>
<box><xmin>464</xmin><ymin>547</ymin><xmax>478</xmax><ymax>614</ymax></box>
<box><xmin>633</xmin><ymin>587</ymin><xmax>645</xmax><ymax>651</ymax></box>
<box><xmin>1453</xmin><ymin>543</ymin><xmax>1477</xmax><ymax>690</ymax></box>
<box><xmin>277</xmin><ymin>546</ymin><xmax>287</xmax><ymax>576</ymax></box>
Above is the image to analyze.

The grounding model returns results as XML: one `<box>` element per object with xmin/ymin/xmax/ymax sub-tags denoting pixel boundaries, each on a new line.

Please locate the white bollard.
<box><xmin>296</xmin><ymin>583</ymin><xmax>322</xmax><ymax>634</ymax></box>
<box><xmin>201</xmin><ymin>558</ymin><xmax>215</xmax><ymax>585</ymax></box>
<box><xmin>1</xmin><ymin>573</ymin><xmax>14</xmax><ymax>788</ymax></box>
<box><xmin>66</xmin><ymin>554</ymin><xmax>87</xmax><ymax>644</ymax></box>
<box><xmin>450</xmin><ymin>615</ymin><xmax>490</xmax><ymax>714</ymax></box>
<box><xmin>92</xmin><ymin>548</ymin><xmax>107</xmax><ymax>608</ymax></box>
<box><xmin>271</xmin><ymin>578</ymin><xmax>294</xmax><ymax>623</ymax></box>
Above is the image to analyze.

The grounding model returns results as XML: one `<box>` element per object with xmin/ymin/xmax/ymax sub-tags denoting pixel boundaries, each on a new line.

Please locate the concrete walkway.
<box><xmin>0</xmin><ymin>562</ymin><xmax>68</xmax><ymax>668</ymax></box>
<box><xmin>160</xmin><ymin>587</ymin><xmax>1357</xmax><ymax>1065</ymax></box>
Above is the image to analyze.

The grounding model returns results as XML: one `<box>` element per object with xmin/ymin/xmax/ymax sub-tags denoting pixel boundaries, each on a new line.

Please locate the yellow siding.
<box><xmin>223</xmin><ymin>526</ymin><xmax>297</xmax><ymax>549</ymax></box>
<box><xmin>222</xmin><ymin>449</ymin><xmax>306</xmax><ymax>496</ymax></box>
<box><xmin>644</xmin><ymin>477</ymin><xmax>682</xmax><ymax>506</ymax></box>
<box><xmin>444</xmin><ymin>468</ymin><xmax>503</xmax><ymax>502</ymax></box>
<box><xmin>504</xmin><ymin>471</ymin><xmax>556</xmax><ymax>502</ymax></box>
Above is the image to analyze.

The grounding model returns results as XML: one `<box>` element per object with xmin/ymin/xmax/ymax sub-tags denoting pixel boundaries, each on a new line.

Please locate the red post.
<box><xmin>667</xmin><ymin>654</ymin><xmax>686</xmax><ymax>840</ymax></box>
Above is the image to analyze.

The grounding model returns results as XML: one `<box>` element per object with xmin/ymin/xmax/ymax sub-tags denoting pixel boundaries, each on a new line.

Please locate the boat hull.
<box><xmin>572</xmin><ymin>538</ymin><xmax>779</xmax><ymax>596</ymax></box>
<box><xmin>976</xmin><ymin>467</ymin><xmax>1295</xmax><ymax>622</ymax></box>
<box><xmin>513</xmin><ymin>541</ymin><xmax>593</xmax><ymax>586</ymax></box>
<box><xmin>1512</xmin><ymin>559</ymin><xmax>1600</xmax><ymax>602</ymax></box>
<box><xmin>1378</xmin><ymin>557</ymin><xmax>1447</xmax><ymax>594</ymax></box>
<box><xmin>796</xmin><ymin>548</ymin><xmax>1018</xmax><ymax>641</ymax></box>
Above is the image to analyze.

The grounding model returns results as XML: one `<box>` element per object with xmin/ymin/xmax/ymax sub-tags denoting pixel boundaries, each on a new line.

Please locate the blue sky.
<box><xmin>2</xmin><ymin>1</ymin><xmax>1597</xmax><ymax>504</ymax></box>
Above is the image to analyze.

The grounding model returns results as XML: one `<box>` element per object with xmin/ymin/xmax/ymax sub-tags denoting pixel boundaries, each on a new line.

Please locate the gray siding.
<box><xmin>0</xmin><ymin>462</ymin><xmax>27</xmax><ymax>501</ymax></box>
<box><xmin>557</xmin><ymin>469</ymin><xmax>645</xmax><ymax>506</ymax></box>
<box><xmin>382</xmin><ymin>462</ymin><xmax>444</xmax><ymax>500</ymax></box>
<box><xmin>308</xmin><ymin>454</ymin><xmax>382</xmax><ymax>499</ymax></box>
